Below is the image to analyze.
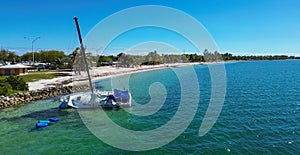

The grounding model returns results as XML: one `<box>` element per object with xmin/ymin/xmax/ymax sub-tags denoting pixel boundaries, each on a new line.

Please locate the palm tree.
<box><xmin>0</xmin><ymin>49</ymin><xmax>9</xmax><ymax>63</ymax></box>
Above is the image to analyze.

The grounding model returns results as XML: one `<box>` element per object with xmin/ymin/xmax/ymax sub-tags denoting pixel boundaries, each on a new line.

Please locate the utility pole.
<box><xmin>24</xmin><ymin>36</ymin><xmax>40</xmax><ymax>65</ymax></box>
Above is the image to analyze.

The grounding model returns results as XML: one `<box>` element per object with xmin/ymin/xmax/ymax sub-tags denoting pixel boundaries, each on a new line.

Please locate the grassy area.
<box><xmin>22</xmin><ymin>72</ymin><xmax>70</xmax><ymax>82</ymax></box>
<box><xmin>0</xmin><ymin>72</ymin><xmax>70</xmax><ymax>82</ymax></box>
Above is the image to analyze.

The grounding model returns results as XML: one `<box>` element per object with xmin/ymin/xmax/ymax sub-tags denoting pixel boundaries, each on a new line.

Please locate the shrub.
<box><xmin>0</xmin><ymin>82</ymin><xmax>13</xmax><ymax>96</ymax></box>
<box><xmin>0</xmin><ymin>76</ymin><xmax>29</xmax><ymax>96</ymax></box>
<box><xmin>6</xmin><ymin>76</ymin><xmax>29</xmax><ymax>91</ymax></box>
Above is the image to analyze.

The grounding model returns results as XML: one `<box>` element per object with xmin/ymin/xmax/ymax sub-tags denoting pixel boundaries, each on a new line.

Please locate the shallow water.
<box><xmin>0</xmin><ymin>60</ymin><xmax>299</xmax><ymax>154</ymax></box>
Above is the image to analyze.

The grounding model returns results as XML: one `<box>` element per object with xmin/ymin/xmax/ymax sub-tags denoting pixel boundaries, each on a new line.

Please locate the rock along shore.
<box><xmin>0</xmin><ymin>85</ymin><xmax>89</xmax><ymax>109</ymax></box>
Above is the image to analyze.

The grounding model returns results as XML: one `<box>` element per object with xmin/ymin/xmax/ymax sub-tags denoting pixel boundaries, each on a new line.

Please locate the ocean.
<box><xmin>0</xmin><ymin>60</ymin><xmax>299</xmax><ymax>154</ymax></box>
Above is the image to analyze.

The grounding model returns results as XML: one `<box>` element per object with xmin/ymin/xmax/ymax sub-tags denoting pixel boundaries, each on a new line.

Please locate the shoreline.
<box><xmin>0</xmin><ymin>61</ymin><xmax>232</xmax><ymax>109</ymax></box>
<box><xmin>28</xmin><ymin>62</ymin><xmax>204</xmax><ymax>91</ymax></box>
<box><xmin>1</xmin><ymin>62</ymin><xmax>201</xmax><ymax>109</ymax></box>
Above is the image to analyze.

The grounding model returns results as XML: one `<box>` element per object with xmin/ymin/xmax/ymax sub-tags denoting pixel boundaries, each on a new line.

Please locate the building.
<box><xmin>0</xmin><ymin>64</ymin><xmax>31</xmax><ymax>76</ymax></box>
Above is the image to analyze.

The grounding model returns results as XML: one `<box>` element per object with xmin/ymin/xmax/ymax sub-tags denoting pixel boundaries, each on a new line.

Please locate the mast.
<box><xmin>74</xmin><ymin>17</ymin><xmax>94</xmax><ymax>94</ymax></box>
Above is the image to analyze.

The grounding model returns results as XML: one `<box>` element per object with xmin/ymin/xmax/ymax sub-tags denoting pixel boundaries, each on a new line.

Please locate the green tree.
<box><xmin>222</xmin><ymin>53</ymin><xmax>233</xmax><ymax>61</ymax></box>
<box><xmin>22</xmin><ymin>50</ymin><xmax>67</xmax><ymax>64</ymax></box>
<box><xmin>68</xmin><ymin>47</ymin><xmax>79</xmax><ymax>68</ymax></box>
<box><xmin>97</xmin><ymin>56</ymin><xmax>113</xmax><ymax>66</ymax></box>
<box><xmin>21</xmin><ymin>52</ymin><xmax>33</xmax><ymax>62</ymax></box>
<box><xmin>145</xmin><ymin>51</ymin><xmax>162</xmax><ymax>65</ymax></box>
<box><xmin>0</xmin><ymin>49</ymin><xmax>9</xmax><ymax>62</ymax></box>
<box><xmin>117</xmin><ymin>52</ymin><xmax>125</xmax><ymax>58</ymax></box>
<box><xmin>71</xmin><ymin>48</ymin><xmax>95</xmax><ymax>73</ymax></box>
<box><xmin>0</xmin><ymin>50</ymin><xmax>20</xmax><ymax>63</ymax></box>
<box><xmin>41</xmin><ymin>50</ymin><xmax>67</xmax><ymax>64</ymax></box>
<box><xmin>7</xmin><ymin>51</ymin><xmax>20</xmax><ymax>63</ymax></box>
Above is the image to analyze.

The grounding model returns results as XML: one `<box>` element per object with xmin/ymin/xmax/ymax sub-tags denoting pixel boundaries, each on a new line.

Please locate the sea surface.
<box><xmin>0</xmin><ymin>60</ymin><xmax>299</xmax><ymax>154</ymax></box>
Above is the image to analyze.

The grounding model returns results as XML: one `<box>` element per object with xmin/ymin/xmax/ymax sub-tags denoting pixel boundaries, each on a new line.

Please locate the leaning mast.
<box><xmin>73</xmin><ymin>17</ymin><xmax>94</xmax><ymax>94</ymax></box>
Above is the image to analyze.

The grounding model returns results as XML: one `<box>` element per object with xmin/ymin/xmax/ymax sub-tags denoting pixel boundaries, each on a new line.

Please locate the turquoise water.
<box><xmin>0</xmin><ymin>60</ymin><xmax>299</xmax><ymax>154</ymax></box>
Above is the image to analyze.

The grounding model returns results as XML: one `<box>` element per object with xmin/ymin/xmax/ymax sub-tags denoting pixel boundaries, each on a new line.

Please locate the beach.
<box><xmin>27</xmin><ymin>62</ymin><xmax>202</xmax><ymax>91</ymax></box>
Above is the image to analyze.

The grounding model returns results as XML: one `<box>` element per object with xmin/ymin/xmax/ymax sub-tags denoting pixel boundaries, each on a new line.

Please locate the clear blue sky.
<box><xmin>1</xmin><ymin>0</ymin><xmax>300</xmax><ymax>56</ymax></box>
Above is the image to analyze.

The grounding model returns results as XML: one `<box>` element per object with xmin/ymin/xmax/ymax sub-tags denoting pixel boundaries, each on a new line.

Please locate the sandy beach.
<box><xmin>27</xmin><ymin>62</ymin><xmax>203</xmax><ymax>91</ymax></box>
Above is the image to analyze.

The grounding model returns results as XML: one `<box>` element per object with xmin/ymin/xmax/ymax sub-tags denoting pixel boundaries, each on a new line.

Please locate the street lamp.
<box><xmin>24</xmin><ymin>36</ymin><xmax>40</xmax><ymax>65</ymax></box>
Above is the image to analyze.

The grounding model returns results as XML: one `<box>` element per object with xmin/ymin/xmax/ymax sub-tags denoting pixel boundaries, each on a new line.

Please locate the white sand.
<box><xmin>27</xmin><ymin>63</ymin><xmax>202</xmax><ymax>91</ymax></box>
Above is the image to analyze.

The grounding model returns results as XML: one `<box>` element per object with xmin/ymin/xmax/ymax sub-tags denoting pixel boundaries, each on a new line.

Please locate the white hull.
<box><xmin>59</xmin><ymin>89</ymin><xmax>131</xmax><ymax>109</ymax></box>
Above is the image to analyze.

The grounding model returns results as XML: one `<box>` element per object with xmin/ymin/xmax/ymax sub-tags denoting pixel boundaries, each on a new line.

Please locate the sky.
<box><xmin>0</xmin><ymin>0</ymin><xmax>300</xmax><ymax>56</ymax></box>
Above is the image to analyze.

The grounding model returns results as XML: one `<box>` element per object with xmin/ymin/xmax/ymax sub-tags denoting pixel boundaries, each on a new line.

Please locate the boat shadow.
<box><xmin>23</xmin><ymin>108</ymin><xmax>70</xmax><ymax>119</ymax></box>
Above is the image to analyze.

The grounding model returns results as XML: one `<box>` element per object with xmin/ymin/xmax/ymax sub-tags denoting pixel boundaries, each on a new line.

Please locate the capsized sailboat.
<box><xmin>59</xmin><ymin>17</ymin><xmax>131</xmax><ymax>110</ymax></box>
<box><xmin>59</xmin><ymin>89</ymin><xmax>131</xmax><ymax>109</ymax></box>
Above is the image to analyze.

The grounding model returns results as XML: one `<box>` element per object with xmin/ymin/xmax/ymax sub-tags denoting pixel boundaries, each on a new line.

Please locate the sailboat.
<box><xmin>59</xmin><ymin>17</ymin><xmax>131</xmax><ymax>110</ymax></box>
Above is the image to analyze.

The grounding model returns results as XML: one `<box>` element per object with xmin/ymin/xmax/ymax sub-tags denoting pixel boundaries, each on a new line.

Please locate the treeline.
<box><xmin>1</xmin><ymin>49</ymin><xmax>66</xmax><ymax>63</ymax></box>
<box><xmin>98</xmin><ymin>51</ymin><xmax>192</xmax><ymax>67</ymax></box>
<box><xmin>98</xmin><ymin>50</ymin><xmax>300</xmax><ymax>67</ymax></box>
<box><xmin>187</xmin><ymin>50</ymin><xmax>300</xmax><ymax>62</ymax></box>
<box><xmin>221</xmin><ymin>52</ymin><xmax>300</xmax><ymax>61</ymax></box>
<box><xmin>0</xmin><ymin>48</ymin><xmax>96</xmax><ymax>69</ymax></box>
<box><xmin>1</xmin><ymin>49</ymin><xmax>299</xmax><ymax>69</ymax></box>
<box><xmin>0</xmin><ymin>49</ymin><xmax>68</xmax><ymax>68</ymax></box>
